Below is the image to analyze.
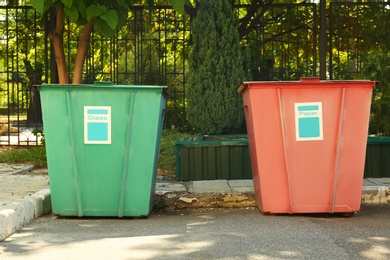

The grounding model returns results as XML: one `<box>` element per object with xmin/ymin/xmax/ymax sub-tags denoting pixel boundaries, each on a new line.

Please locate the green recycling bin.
<box><xmin>364</xmin><ymin>135</ymin><xmax>390</xmax><ymax>178</ymax></box>
<box><xmin>175</xmin><ymin>135</ymin><xmax>252</xmax><ymax>180</ymax></box>
<box><xmin>40</xmin><ymin>83</ymin><xmax>166</xmax><ymax>217</ymax></box>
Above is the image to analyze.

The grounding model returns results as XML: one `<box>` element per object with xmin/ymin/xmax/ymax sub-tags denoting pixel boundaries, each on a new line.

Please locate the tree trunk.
<box><xmin>49</xmin><ymin>4</ymin><xmax>69</xmax><ymax>84</ymax></box>
<box><xmin>27</xmin><ymin>85</ymin><xmax>43</xmax><ymax>124</ymax></box>
<box><xmin>24</xmin><ymin>60</ymin><xmax>43</xmax><ymax>124</ymax></box>
<box><xmin>49</xmin><ymin>7</ymin><xmax>59</xmax><ymax>83</ymax></box>
<box><xmin>72</xmin><ymin>18</ymin><xmax>94</xmax><ymax>84</ymax></box>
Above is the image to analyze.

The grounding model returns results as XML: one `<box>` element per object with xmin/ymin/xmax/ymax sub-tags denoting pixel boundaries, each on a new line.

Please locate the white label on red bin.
<box><xmin>84</xmin><ymin>106</ymin><xmax>111</xmax><ymax>144</ymax></box>
<box><xmin>294</xmin><ymin>102</ymin><xmax>323</xmax><ymax>141</ymax></box>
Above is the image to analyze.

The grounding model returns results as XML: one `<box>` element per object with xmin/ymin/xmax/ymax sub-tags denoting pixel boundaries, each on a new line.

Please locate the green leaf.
<box><xmin>94</xmin><ymin>17</ymin><xmax>116</xmax><ymax>38</ymax></box>
<box><xmin>115</xmin><ymin>0</ymin><xmax>129</xmax><ymax>11</ymax></box>
<box><xmin>61</xmin><ymin>0</ymin><xmax>73</xmax><ymax>9</ymax></box>
<box><xmin>75</xmin><ymin>1</ymin><xmax>87</xmax><ymax>19</ymax></box>
<box><xmin>75</xmin><ymin>17</ymin><xmax>88</xmax><ymax>26</ymax></box>
<box><xmin>116</xmin><ymin>9</ymin><xmax>128</xmax><ymax>28</ymax></box>
<box><xmin>31</xmin><ymin>0</ymin><xmax>53</xmax><ymax>14</ymax></box>
<box><xmin>169</xmin><ymin>0</ymin><xmax>188</xmax><ymax>15</ymax></box>
<box><xmin>31</xmin><ymin>0</ymin><xmax>44</xmax><ymax>14</ymax></box>
<box><xmin>87</xmin><ymin>4</ymin><xmax>107</xmax><ymax>21</ymax></box>
<box><xmin>64</xmin><ymin>6</ymin><xmax>79</xmax><ymax>21</ymax></box>
<box><xmin>100</xmin><ymin>10</ymin><xmax>119</xmax><ymax>30</ymax></box>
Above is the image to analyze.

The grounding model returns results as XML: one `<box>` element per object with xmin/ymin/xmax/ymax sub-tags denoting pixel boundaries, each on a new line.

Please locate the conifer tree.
<box><xmin>187</xmin><ymin>0</ymin><xmax>250</xmax><ymax>134</ymax></box>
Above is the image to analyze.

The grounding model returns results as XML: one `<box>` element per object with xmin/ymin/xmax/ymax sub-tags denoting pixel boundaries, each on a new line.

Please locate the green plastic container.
<box><xmin>175</xmin><ymin>135</ymin><xmax>252</xmax><ymax>180</ymax></box>
<box><xmin>364</xmin><ymin>135</ymin><xmax>390</xmax><ymax>178</ymax></box>
<box><xmin>40</xmin><ymin>83</ymin><xmax>166</xmax><ymax>217</ymax></box>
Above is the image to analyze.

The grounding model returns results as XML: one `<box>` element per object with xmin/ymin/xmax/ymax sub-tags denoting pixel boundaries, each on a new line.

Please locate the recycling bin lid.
<box><xmin>367</xmin><ymin>135</ymin><xmax>390</xmax><ymax>145</ymax></box>
<box><xmin>40</xmin><ymin>82</ymin><xmax>167</xmax><ymax>89</ymax></box>
<box><xmin>237</xmin><ymin>77</ymin><xmax>376</xmax><ymax>93</ymax></box>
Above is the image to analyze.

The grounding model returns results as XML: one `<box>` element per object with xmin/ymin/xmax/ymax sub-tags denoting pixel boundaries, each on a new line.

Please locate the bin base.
<box><xmin>52</xmin><ymin>208</ymin><xmax>153</xmax><ymax>218</ymax></box>
<box><xmin>257</xmin><ymin>204</ymin><xmax>358</xmax><ymax>215</ymax></box>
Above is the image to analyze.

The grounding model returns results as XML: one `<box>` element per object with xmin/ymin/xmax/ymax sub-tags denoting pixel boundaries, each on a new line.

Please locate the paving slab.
<box><xmin>155</xmin><ymin>182</ymin><xmax>187</xmax><ymax>193</ymax></box>
<box><xmin>189</xmin><ymin>180</ymin><xmax>231</xmax><ymax>193</ymax></box>
<box><xmin>228</xmin><ymin>180</ymin><xmax>254</xmax><ymax>192</ymax></box>
<box><xmin>0</xmin><ymin>170</ymin><xmax>49</xmax><ymax>207</ymax></box>
<box><xmin>0</xmin><ymin>164</ymin><xmax>34</xmax><ymax>175</ymax></box>
<box><xmin>364</xmin><ymin>177</ymin><xmax>390</xmax><ymax>187</ymax></box>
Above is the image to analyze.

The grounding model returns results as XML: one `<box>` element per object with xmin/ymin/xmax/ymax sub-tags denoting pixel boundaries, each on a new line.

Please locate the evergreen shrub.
<box><xmin>187</xmin><ymin>0</ymin><xmax>251</xmax><ymax>134</ymax></box>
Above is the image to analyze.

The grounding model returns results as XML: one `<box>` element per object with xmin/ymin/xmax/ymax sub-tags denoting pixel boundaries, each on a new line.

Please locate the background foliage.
<box><xmin>1</xmin><ymin>1</ymin><xmax>390</xmax><ymax>136</ymax></box>
<box><xmin>359</xmin><ymin>50</ymin><xmax>390</xmax><ymax>136</ymax></box>
<box><xmin>187</xmin><ymin>0</ymin><xmax>251</xmax><ymax>134</ymax></box>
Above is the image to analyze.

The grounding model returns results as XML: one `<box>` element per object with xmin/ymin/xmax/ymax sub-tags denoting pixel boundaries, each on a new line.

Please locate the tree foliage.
<box><xmin>31</xmin><ymin>0</ymin><xmax>131</xmax><ymax>38</ymax></box>
<box><xmin>360</xmin><ymin>50</ymin><xmax>390</xmax><ymax>136</ymax></box>
<box><xmin>187</xmin><ymin>0</ymin><xmax>251</xmax><ymax>134</ymax></box>
<box><xmin>328</xmin><ymin>2</ymin><xmax>390</xmax><ymax>135</ymax></box>
<box><xmin>29</xmin><ymin>0</ymin><xmax>138</xmax><ymax>84</ymax></box>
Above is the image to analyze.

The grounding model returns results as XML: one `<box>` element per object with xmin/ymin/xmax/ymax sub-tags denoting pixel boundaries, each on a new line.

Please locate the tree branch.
<box><xmin>72</xmin><ymin>18</ymin><xmax>94</xmax><ymax>84</ymax></box>
<box><xmin>49</xmin><ymin>4</ymin><xmax>69</xmax><ymax>84</ymax></box>
<box><xmin>238</xmin><ymin>0</ymin><xmax>274</xmax><ymax>40</ymax></box>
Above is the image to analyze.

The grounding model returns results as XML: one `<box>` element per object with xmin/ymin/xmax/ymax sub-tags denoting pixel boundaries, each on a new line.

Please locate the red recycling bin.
<box><xmin>238</xmin><ymin>78</ymin><xmax>375</xmax><ymax>214</ymax></box>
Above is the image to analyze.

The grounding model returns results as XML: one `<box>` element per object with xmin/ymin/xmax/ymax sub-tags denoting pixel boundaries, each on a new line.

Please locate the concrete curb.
<box><xmin>9</xmin><ymin>165</ymin><xmax>35</xmax><ymax>175</ymax></box>
<box><xmin>0</xmin><ymin>164</ymin><xmax>34</xmax><ymax>175</ymax></box>
<box><xmin>0</xmin><ymin>189</ymin><xmax>51</xmax><ymax>241</ymax></box>
<box><xmin>362</xmin><ymin>186</ymin><xmax>390</xmax><ymax>204</ymax></box>
<box><xmin>1</xmin><ymin>185</ymin><xmax>389</xmax><ymax>242</ymax></box>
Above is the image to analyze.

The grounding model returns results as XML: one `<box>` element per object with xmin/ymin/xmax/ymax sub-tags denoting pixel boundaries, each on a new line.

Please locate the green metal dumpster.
<box><xmin>364</xmin><ymin>135</ymin><xmax>390</xmax><ymax>178</ymax></box>
<box><xmin>175</xmin><ymin>135</ymin><xmax>252</xmax><ymax>180</ymax></box>
<box><xmin>40</xmin><ymin>83</ymin><xmax>166</xmax><ymax>217</ymax></box>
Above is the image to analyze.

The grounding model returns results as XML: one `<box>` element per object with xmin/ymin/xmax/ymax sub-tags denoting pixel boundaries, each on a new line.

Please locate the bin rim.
<box><xmin>367</xmin><ymin>135</ymin><xmax>390</xmax><ymax>145</ymax></box>
<box><xmin>39</xmin><ymin>83</ymin><xmax>167</xmax><ymax>89</ymax></box>
<box><xmin>237</xmin><ymin>78</ymin><xmax>377</xmax><ymax>93</ymax></box>
<box><xmin>176</xmin><ymin>134</ymin><xmax>248</xmax><ymax>147</ymax></box>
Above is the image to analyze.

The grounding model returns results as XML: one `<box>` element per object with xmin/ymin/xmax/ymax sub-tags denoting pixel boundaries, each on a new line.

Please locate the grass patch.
<box><xmin>0</xmin><ymin>129</ymin><xmax>189</xmax><ymax>173</ymax></box>
<box><xmin>0</xmin><ymin>146</ymin><xmax>47</xmax><ymax>168</ymax></box>
<box><xmin>158</xmin><ymin>129</ymin><xmax>189</xmax><ymax>174</ymax></box>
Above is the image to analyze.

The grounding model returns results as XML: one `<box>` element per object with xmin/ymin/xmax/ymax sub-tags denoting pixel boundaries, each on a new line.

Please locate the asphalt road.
<box><xmin>1</xmin><ymin>205</ymin><xmax>390</xmax><ymax>260</ymax></box>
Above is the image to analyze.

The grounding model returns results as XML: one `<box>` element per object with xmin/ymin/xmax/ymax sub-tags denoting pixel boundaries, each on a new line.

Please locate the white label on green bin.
<box><xmin>84</xmin><ymin>106</ymin><xmax>111</xmax><ymax>144</ymax></box>
<box><xmin>294</xmin><ymin>102</ymin><xmax>323</xmax><ymax>141</ymax></box>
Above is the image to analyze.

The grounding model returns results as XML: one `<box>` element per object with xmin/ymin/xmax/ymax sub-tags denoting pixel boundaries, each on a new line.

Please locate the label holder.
<box><xmin>84</xmin><ymin>106</ymin><xmax>112</xmax><ymax>144</ymax></box>
<box><xmin>294</xmin><ymin>102</ymin><xmax>323</xmax><ymax>141</ymax></box>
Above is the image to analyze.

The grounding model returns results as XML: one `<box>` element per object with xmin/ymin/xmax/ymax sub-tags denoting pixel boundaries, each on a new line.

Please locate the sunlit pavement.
<box><xmin>1</xmin><ymin>206</ymin><xmax>390</xmax><ymax>259</ymax></box>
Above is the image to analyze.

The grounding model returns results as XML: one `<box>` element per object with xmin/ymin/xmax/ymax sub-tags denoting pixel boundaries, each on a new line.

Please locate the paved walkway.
<box><xmin>1</xmin><ymin>163</ymin><xmax>389</xmax><ymax>241</ymax></box>
<box><xmin>0</xmin><ymin>164</ymin><xmax>48</xmax><ymax>207</ymax></box>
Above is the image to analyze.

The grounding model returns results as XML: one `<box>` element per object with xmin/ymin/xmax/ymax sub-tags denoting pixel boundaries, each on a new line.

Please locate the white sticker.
<box><xmin>84</xmin><ymin>106</ymin><xmax>111</xmax><ymax>144</ymax></box>
<box><xmin>294</xmin><ymin>102</ymin><xmax>323</xmax><ymax>141</ymax></box>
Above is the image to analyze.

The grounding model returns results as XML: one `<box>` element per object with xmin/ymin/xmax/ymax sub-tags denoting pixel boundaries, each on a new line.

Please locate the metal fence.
<box><xmin>0</xmin><ymin>5</ymin><xmax>44</xmax><ymax>145</ymax></box>
<box><xmin>235</xmin><ymin>2</ymin><xmax>317</xmax><ymax>80</ymax></box>
<box><xmin>329</xmin><ymin>2</ymin><xmax>390</xmax><ymax>80</ymax></box>
<box><xmin>0</xmin><ymin>2</ymin><xmax>389</xmax><ymax>145</ymax></box>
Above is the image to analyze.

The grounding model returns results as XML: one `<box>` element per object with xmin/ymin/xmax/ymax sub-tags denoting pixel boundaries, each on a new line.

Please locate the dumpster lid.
<box><xmin>367</xmin><ymin>135</ymin><xmax>390</xmax><ymax>145</ymax></box>
<box><xmin>39</xmin><ymin>82</ymin><xmax>168</xmax><ymax>96</ymax></box>
<box><xmin>40</xmin><ymin>83</ymin><xmax>167</xmax><ymax>89</ymax></box>
<box><xmin>237</xmin><ymin>77</ymin><xmax>376</xmax><ymax>93</ymax></box>
<box><xmin>176</xmin><ymin>135</ymin><xmax>248</xmax><ymax>147</ymax></box>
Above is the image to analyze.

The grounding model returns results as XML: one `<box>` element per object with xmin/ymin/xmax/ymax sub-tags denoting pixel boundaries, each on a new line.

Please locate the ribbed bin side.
<box><xmin>175</xmin><ymin>135</ymin><xmax>252</xmax><ymax>180</ymax></box>
<box><xmin>239</xmin><ymin>79</ymin><xmax>375</xmax><ymax>214</ymax></box>
<box><xmin>40</xmin><ymin>84</ymin><xmax>166</xmax><ymax>217</ymax></box>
